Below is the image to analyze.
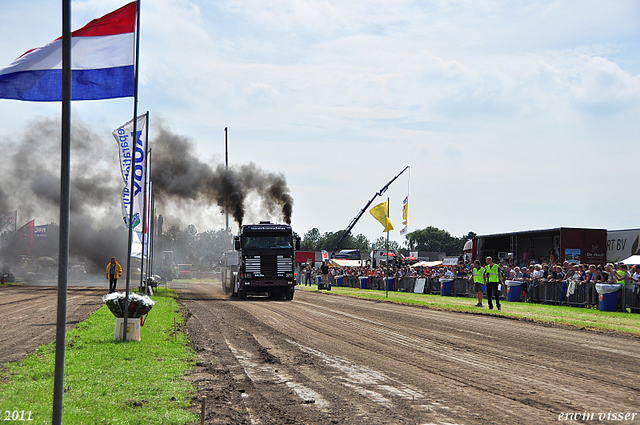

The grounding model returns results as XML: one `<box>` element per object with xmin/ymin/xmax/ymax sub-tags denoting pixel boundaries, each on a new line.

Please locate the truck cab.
<box><xmin>233</xmin><ymin>222</ymin><xmax>301</xmax><ymax>300</ymax></box>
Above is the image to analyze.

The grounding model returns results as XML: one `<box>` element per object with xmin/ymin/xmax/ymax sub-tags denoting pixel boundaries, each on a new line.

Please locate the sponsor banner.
<box><xmin>34</xmin><ymin>225</ymin><xmax>47</xmax><ymax>239</ymax></box>
<box><xmin>113</xmin><ymin>114</ymin><xmax>147</xmax><ymax>232</ymax></box>
<box><xmin>606</xmin><ymin>229</ymin><xmax>640</xmax><ymax>263</ymax></box>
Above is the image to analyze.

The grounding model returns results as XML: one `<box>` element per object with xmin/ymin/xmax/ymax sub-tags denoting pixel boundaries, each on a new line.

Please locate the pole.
<box><xmin>52</xmin><ymin>0</ymin><xmax>71</xmax><ymax>422</ymax></box>
<box><xmin>224</xmin><ymin>127</ymin><xmax>229</xmax><ymax>249</ymax></box>
<box><xmin>149</xmin><ymin>199</ymin><xmax>155</xmax><ymax>277</ymax></box>
<box><xmin>123</xmin><ymin>0</ymin><xmax>142</xmax><ymax>341</ymax></box>
<box><xmin>146</xmin><ymin>182</ymin><xmax>153</xmax><ymax>286</ymax></box>
<box><xmin>138</xmin><ymin>124</ymin><xmax>150</xmax><ymax>293</ymax></box>
<box><xmin>385</xmin><ymin>197</ymin><xmax>389</xmax><ymax>298</ymax></box>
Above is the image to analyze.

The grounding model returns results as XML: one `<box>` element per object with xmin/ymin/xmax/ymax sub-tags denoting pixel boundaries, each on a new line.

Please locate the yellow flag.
<box><xmin>370</xmin><ymin>199</ymin><xmax>394</xmax><ymax>232</ymax></box>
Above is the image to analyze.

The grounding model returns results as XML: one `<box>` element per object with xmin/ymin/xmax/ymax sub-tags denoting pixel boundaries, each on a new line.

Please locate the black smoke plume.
<box><xmin>0</xmin><ymin>117</ymin><xmax>293</xmax><ymax>273</ymax></box>
<box><xmin>151</xmin><ymin>126</ymin><xmax>294</xmax><ymax>226</ymax></box>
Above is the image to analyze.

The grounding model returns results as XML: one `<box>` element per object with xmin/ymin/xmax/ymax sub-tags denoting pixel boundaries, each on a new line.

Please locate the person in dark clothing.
<box><xmin>305</xmin><ymin>266</ymin><xmax>313</xmax><ymax>286</ymax></box>
<box><xmin>320</xmin><ymin>261</ymin><xmax>330</xmax><ymax>289</ymax></box>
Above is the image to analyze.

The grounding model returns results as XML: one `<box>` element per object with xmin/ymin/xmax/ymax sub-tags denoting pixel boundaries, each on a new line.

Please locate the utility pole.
<box><xmin>224</xmin><ymin>127</ymin><xmax>230</xmax><ymax>250</ymax></box>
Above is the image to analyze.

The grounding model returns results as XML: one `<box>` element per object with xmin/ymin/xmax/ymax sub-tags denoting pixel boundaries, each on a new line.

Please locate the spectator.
<box><xmin>615</xmin><ymin>264</ymin><xmax>629</xmax><ymax>312</ymax></box>
<box><xmin>304</xmin><ymin>266</ymin><xmax>312</xmax><ymax>286</ymax></box>
<box><xmin>528</xmin><ymin>264</ymin><xmax>543</xmax><ymax>303</ymax></box>
<box><xmin>583</xmin><ymin>265</ymin><xmax>597</xmax><ymax>308</ymax></box>
<box><xmin>471</xmin><ymin>260</ymin><xmax>485</xmax><ymax>307</ymax></box>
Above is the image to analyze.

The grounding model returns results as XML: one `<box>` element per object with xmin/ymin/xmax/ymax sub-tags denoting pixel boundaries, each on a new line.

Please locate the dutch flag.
<box><xmin>0</xmin><ymin>2</ymin><xmax>136</xmax><ymax>102</ymax></box>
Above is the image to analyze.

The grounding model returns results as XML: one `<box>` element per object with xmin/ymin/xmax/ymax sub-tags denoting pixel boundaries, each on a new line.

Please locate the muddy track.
<box><xmin>177</xmin><ymin>283</ymin><xmax>640</xmax><ymax>424</ymax></box>
<box><xmin>0</xmin><ymin>285</ymin><xmax>105</xmax><ymax>365</ymax></box>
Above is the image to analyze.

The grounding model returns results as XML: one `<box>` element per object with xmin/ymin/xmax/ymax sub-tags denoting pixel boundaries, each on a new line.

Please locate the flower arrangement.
<box><xmin>102</xmin><ymin>292</ymin><xmax>155</xmax><ymax>318</ymax></box>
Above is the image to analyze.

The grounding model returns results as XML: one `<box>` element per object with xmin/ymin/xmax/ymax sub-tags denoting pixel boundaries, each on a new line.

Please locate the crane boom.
<box><xmin>331</xmin><ymin>166</ymin><xmax>410</xmax><ymax>257</ymax></box>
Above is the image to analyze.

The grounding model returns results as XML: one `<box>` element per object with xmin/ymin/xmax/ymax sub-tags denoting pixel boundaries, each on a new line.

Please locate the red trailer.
<box><xmin>473</xmin><ymin>227</ymin><xmax>607</xmax><ymax>266</ymax></box>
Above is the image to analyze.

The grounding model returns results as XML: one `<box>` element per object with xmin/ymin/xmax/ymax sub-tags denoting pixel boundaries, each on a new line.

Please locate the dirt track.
<box><xmin>0</xmin><ymin>285</ymin><xmax>104</xmax><ymax>364</ymax></box>
<box><xmin>1</xmin><ymin>283</ymin><xmax>639</xmax><ymax>424</ymax></box>
<box><xmin>178</xmin><ymin>282</ymin><xmax>640</xmax><ymax>425</ymax></box>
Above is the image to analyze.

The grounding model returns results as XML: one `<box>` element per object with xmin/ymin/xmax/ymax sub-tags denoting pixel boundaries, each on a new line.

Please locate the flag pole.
<box><xmin>52</xmin><ymin>0</ymin><xmax>71</xmax><ymax>422</ymax></box>
<box><xmin>146</xmin><ymin>182</ymin><xmax>154</xmax><ymax>282</ymax></box>
<box><xmin>138</xmin><ymin>113</ymin><xmax>150</xmax><ymax>294</ymax></box>
<box><xmin>225</xmin><ymin>127</ymin><xmax>230</xmax><ymax>250</ymax></box>
<box><xmin>386</xmin><ymin>197</ymin><xmax>389</xmax><ymax>298</ymax></box>
<box><xmin>123</xmin><ymin>0</ymin><xmax>142</xmax><ymax>341</ymax></box>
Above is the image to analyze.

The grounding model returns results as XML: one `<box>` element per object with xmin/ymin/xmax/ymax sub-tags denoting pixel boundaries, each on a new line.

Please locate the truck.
<box><xmin>176</xmin><ymin>264</ymin><xmax>193</xmax><ymax>280</ymax></box>
<box><xmin>160</xmin><ymin>251</ymin><xmax>178</xmax><ymax>284</ymax></box>
<box><xmin>229</xmin><ymin>222</ymin><xmax>301</xmax><ymax>300</ymax></box>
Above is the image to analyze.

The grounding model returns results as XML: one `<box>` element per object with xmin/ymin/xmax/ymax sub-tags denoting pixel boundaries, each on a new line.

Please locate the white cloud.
<box><xmin>0</xmin><ymin>0</ymin><xmax>639</xmax><ymax>241</ymax></box>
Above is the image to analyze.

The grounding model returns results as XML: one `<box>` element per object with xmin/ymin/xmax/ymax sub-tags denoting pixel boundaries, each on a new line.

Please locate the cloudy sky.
<box><xmin>1</xmin><ymin>0</ymin><xmax>639</xmax><ymax>245</ymax></box>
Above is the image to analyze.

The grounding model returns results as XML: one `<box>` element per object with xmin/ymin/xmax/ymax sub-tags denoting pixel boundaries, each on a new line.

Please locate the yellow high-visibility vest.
<box><xmin>485</xmin><ymin>263</ymin><xmax>500</xmax><ymax>283</ymax></box>
<box><xmin>472</xmin><ymin>267</ymin><xmax>485</xmax><ymax>283</ymax></box>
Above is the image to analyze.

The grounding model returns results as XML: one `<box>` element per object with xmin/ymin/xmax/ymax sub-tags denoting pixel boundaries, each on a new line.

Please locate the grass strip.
<box><xmin>0</xmin><ymin>286</ymin><xmax>198</xmax><ymax>425</ymax></box>
<box><xmin>300</xmin><ymin>285</ymin><xmax>640</xmax><ymax>335</ymax></box>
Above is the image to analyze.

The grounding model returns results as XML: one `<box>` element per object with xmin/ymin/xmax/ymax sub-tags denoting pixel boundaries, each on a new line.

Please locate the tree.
<box><xmin>300</xmin><ymin>228</ymin><xmax>371</xmax><ymax>254</ymax></box>
<box><xmin>404</xmin><ymin>226</ymin><xmax>470</xmax><ymax>256</ymax></box>
<box><xmin>161</xmin><ymin>226</ymin><xmax>228</xmax><ymax>270</ymax></box>
<box><xmin>301</xmin><ymin>228</ymin><xmax>321</xmax><ymax>251</ymax></box>
<box><xmin>372</xmin><ymin>236</ymin><xmax>400</xmax><ymax>252</ymax></box>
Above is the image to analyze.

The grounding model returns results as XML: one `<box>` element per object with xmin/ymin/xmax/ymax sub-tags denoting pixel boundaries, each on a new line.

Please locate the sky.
<box><xmin>0</xmin><ymin>0</ymin><xmax>639</xmax><ymax>247</ymax></box>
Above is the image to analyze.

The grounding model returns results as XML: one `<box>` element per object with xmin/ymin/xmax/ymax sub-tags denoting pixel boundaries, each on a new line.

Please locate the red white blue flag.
<box><xmin>0</xmin><ymin>2</ymin><xmax>136</xmax><ymax>101</ymax></box>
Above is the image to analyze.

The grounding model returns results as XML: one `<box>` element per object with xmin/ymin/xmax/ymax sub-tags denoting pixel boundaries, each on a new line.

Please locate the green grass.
<box><xmin>0</xmin><ymin>287</ymin><xmax>198</xmax><ymax>425</ymax></box>
<box><xmin>300</xmin><ymin>286</ymin><xmax>640</xmax><ymax>335</ymax></box>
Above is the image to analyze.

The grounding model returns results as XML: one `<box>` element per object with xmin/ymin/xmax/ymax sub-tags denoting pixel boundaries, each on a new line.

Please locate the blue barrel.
<box><xmin>506</xmin><ymin>282</ymin><xmax>521</xmax><ymax>302</ymax></box>
<box><xmin>336</xmin><ymin>276</ymin><xmax>344</xmax><ymax>287</ymax></box>
<box><xmin>317</xmin><ymin>275</ymin><xmax>322</xmax><ymax>285</ymax></box>
<box><xmin>359</xmin><ymin>276</ymin><xmax>368</xmax><ymax>289</ymax></box>
<box><xmin>596</xmin><ymin>284</ymin><xmax>620</xmax><ymax>312</ymax></box>
<box><xmin>440</xmin><ymin>279</ymin><xmax>453</xmax><ymax>296</ymax></box>
<box><xmin>599</xmin><ymin>291</ymin><xmax>619</xmax><ymax>312</ymax></box>
<box><xmin>384</xmin><ymin>277</ymin><xmax>394</xmax><ymax>291</ymax></box>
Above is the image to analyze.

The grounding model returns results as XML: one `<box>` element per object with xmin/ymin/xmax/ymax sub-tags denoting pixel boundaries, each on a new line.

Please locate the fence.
<box><xmin>313</xmin><ymin>274</ymin><xmax>640</xmax><ymax>313</ymax></box>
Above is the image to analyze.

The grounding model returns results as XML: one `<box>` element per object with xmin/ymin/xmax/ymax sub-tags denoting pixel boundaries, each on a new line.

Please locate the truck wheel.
<box><xmin>285</xmin><ymin>287</ymin><xmax>294</xmax><ymax>300</ymax></box>
<box><xmin>238</xmin><ymin>288</ymin><xmax>247</xmax><ymax>299</ymax></box>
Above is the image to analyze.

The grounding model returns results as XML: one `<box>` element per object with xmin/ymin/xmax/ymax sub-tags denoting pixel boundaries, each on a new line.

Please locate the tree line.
<box><xmin>301</xmin><ymin>226</ymin><xmax>476</xmax><ymax>256</ymax></box>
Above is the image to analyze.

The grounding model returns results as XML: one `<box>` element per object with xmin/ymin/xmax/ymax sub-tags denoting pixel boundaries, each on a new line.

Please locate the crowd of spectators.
<box><xmin>300</xmin><ymin>259</ymin><xmax>639</xmax><ymax>312</ymax></box>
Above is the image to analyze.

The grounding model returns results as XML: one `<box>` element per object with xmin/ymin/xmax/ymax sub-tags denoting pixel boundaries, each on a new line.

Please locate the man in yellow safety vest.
<box><xmin>484</xmin><ymin>256</ymin><xmax>503</xmax><ymax>310</ymax></box>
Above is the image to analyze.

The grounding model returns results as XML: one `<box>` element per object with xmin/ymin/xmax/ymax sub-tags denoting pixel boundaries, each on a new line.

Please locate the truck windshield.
<box><xmin>243</xmin><ymin>233</ymin><xmax>292</xmax><ymax>249</ymax></box>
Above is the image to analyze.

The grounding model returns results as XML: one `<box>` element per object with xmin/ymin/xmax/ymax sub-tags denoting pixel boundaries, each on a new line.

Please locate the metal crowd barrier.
<box><xmin>624</xmin><ymin>285</ymin><xmax>640</xmax><ymax>313</ymax></box>
<box><xmin>308</xmin><ymin>274</ymin><xmax>640</xmax><ymax>314</ymax></box>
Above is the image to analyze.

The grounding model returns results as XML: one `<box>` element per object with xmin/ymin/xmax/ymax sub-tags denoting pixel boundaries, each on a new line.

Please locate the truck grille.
<box><xmin>245</xmin><ymin>255</ymin><xmax>292</xmax><ymax>277</ymax></box>
<box><xmin>277</xmin><ymin>256</ymin><xmax>292</xmax><ymax>273</ymax></box>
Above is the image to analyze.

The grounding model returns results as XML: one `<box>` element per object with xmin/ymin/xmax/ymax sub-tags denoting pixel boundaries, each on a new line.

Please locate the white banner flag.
<box><xmin>0</xmin><ymin>210</ymin><xmax>17</xmax><ymax>234</ymax></box>
<box><xmin>131</xmin><ymin>231</ymin><xmax>148</xmax><ymax>259</ymax></box>
<box><xmin>113</xmin><ymin>114</ymin><xmax>147</xmax><ymax>185</ymax></box>
<box><xmin>112</xmin><ymin>114</ymin><xmax>148</xmax><ymax>232</ymax></box>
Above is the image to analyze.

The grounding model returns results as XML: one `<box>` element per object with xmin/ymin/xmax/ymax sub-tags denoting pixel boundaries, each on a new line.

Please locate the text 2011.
<box><xmin>3</xmin><ymin>411</ymin><xmax>33</xmax><ymax>421</ymax></box>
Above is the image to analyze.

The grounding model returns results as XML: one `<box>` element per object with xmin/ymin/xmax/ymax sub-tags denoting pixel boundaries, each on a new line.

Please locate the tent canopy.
<box><xmin>411</xmin><ymin>260</ymin><xmax>442</xmax><ymax>268</ymax></box>
<box><xmin>463</xmin><ymin>239</ymin><xmax>473</xmax><ymax>252</ymax></box>
<box><xmin>329</xmin><ymin>259</ymin><xmax>363</xmax><ymax>267</ymax></box>
<box><xmin>620</xmin><ymin>255</ymin><xmax>640</xmax><ymax>265</ymax></box>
